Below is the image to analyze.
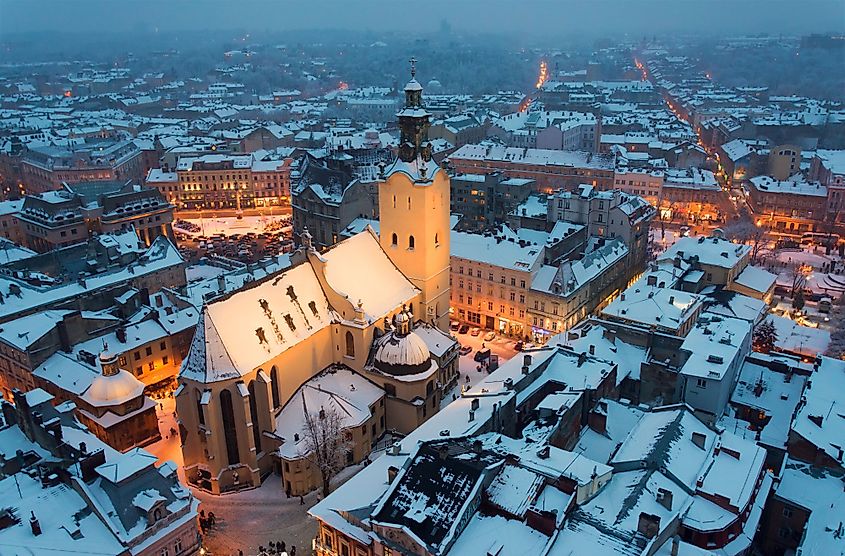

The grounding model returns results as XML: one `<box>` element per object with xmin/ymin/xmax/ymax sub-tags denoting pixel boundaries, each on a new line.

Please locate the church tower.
<box><xmin>379</xmin><ymin>59</ymin><xmax>451</xmax><ymax>330</ymax></box>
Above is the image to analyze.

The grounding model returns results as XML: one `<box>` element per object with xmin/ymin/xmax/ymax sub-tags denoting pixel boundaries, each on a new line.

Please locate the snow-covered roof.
<box><xmin>451</xmin><ymin>230</ymin><xmax>544</xmax><ymax>272</ymax></box>
<box><xmin>276</xmin><ymin>366</ymin><xmax>383</xmax><ymax>459</ymax></box>
<box><xmin>679</xmin><ymin>312</ymin><xmax>749</xmax><ymax>380</ymax></box>
<box><xmin>659</xmin><ymin>235</ymin><xmax>750</xmax><ymax>270</ymax></box>
<box><xmin>601</xmin><ymin>263</ymin><xmax>703</xmax><ymax>334</ymax></box>
<box><xmin>180</xmin><ymin>262</ymin><xmax>333</xmax><ymax>382</ymax></box>
<box><xmin>791</xmin><ymin>356</ymin><xmax>845</xmax><ymax>466</ymax></box>
<box><xmin>321</xmin><ymin>228</ymin><xmax>418</xmax><ymax>321</ymax></box>
<box><xmin>749</xmin><ymin>174</ymin><xmax>827</xmax><ymax>197</ymax></box>
<box><xmin>776</xmin><ymin>459</ymin><xmax>845</xmax><ymax>555</ymax></box>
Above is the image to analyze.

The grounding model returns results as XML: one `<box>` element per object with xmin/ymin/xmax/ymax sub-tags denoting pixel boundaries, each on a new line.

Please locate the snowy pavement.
<box><xmin>442</xmin><ymin>330</ymin><xmax>518</xmax><ymax>409</ymax></box>
<box><xmin>176</xmin><ymin>215</ymin><xmax>290</xmax><ymax>237</ymax></box>
<box><xmin>145</xmin><ymin>396</ymin><xmax>317</xmax><ymax>555</ymax></box>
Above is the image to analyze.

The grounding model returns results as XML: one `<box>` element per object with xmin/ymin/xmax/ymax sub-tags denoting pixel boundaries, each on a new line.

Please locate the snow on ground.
<box><xmin>442</xmin><ymin>331</ymin><xmax>518</xmax><ymax>409</ymax></box>
<box><xmin>186</xmin><ymin>264</ymin><xmax>227</xmax><ymax>282</ymax></box>
<box><xmin>176</xmin><ymin>215</ymin><xmax>290</xmax><ymax>237</ymax></box>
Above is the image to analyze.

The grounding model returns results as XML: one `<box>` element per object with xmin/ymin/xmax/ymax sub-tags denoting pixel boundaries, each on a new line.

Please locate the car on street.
<box><xmin>514</xmin><ymin>341</ymin><xmax>524</xmax><ymax>351</ymax></box>
<box><xmin>483</xmin><ymin>331</ymin><xmax>496</xmax><ymax>342</ymax></box>
<box><xmin>458</xmin><ymin>324</ymin><xmax>470</xmax><ymax>334</ymax></box>
<box><xmin>474</xmin><ymin>348</ymin><xmax>491</xmax><ymax>362</ymax></box>
<box><xmin>469</xmin><ymin>327</ymin><xmax>481</xmax><ymax>336</ymax></box>
<box><xmin>450</xmin><ymin>320</ymin><xmax>460</xmax><ymax>331</ymax></box>
<box><xmin>459</xmin><ymin>345</ymin><xmax>472</xmax><ymax>356</ymax></box>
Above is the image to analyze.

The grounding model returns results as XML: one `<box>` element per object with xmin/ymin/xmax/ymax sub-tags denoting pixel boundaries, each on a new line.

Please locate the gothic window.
<box><xmin>408</xmin><ymin>197</ymin><xmax>412</xmax><ymax>210</ymax></box>
<box><xmin>391</xmin><ymin>233</ymin><xmax>397</xmax><ymax>246</ymax></box>
<box><xmin>196</xmin><ymin>389</ymin><xmax>205</xmax><ymax>426</ymax></box>
<box><xmin>219</xmin><ymin>389</ymin><xmax>240</xmax><ymax>465</ymax></box>
<box><xmin>409</xmin><ymin>235</ymin><xmax>415</xmax><ymax>250</ymax></box>
<box><xmin>392</xmin><ymin>195</ymin><xmax>396</xmax><ymax>209</ymax></box>
<box><xmin>270</xmin><ymin>366</ymin><xmax>280</xmax><ymax>409</ymax></box>
<box><xmin>247</xmin><ymin>381</ymin><xmax>262</xmax><ymax>451</ymax></box>
<box><xmin>434</xmin><ymin>232</ymin><xmax>439</xmax><ymax>246</ymax></box>
<box><xmin>345</xmin><ymin>331</ymin><xmax>355</xmax><ymax>357</ymax></box>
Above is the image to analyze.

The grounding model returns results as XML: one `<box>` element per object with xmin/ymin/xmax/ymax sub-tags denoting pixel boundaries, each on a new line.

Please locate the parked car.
<box><xmin>450</xmin><ymin>320</ymin><xmax>460</xmax><ymax>331</ymax></box>
<box><xmin>514</xmin><ymin>341</ymin><xmax>524</xmax><ymax>351</ymax></box>
<box><xmin>483</xmin><ymin>331</ymin><xmax>496</xmax><ymax>342</ymax></box>
<box><xmin>458</xmin><ymin>324</ymin><xmax>470</xmax><ymax>334</ymax></box>
<box><xmin>469</xmin><ymin>327</ymin><xmax>481</xmax><ymax>336</ymax></box>
<box><xmin>459</xmin><ymin>345</ymin><xmax>472</xmax><ymax>356</ymax></box>
<box><xmin>474</xmin><ymin>348</ymin><xmax>491</xmax><ymax>362</ymax></box>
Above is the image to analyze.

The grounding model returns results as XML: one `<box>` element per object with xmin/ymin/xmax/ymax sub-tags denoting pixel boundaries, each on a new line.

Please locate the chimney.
<box><xmin>668</xmin><ymin>295</ymin><xmax>675</xmax><ymax>304</ymax></box>
<box><xmin>671</xmin><ymin>535</ymin><xmax>681</xmax><ymax>556</ymax></box>
<box><xmin>471</xmin><ymin>398</ymin><xmax>480</xmax><ymax>411</ymax></box>
<box><xmin>637</xmin><ymin>513</ymin><xmax>660</xmax><ymax>539</ymax></box>
<box><xmin>588</xmin><ymin>344</ymin><xmax>595</xmax><ymax>355</ymax></box>
<box><xmin>388</xmin><ymin>466</ymin><xmax>398</xmax><ymax>483</ymax></box>
<box><xmin>293</xmin><ymin>433</ymin><xmax>299</xmax><ymax>442</ymax></box>
<box><xmin>30</xmin><ymin>512</ymin><xmax>42</xmax><ymax>536</ymax></box>
<box><xmin>656</xmin><ymin>488</ymin><xmax>673</xmax><ymax>511</ymax></box>
<box><xmin>523</xmin><ymin>354</ymin><xmax>532</xmax><ymax>366</ymax></box>
<box><xmin>588</xmin><ymin>409</ymin><xmax>607</xmax><ymax>434</ymax></box>
<box><xmin>468</xmin><ymin>410</ymin><xmax>475</xmax><ymax>422</ymax></box>
<box><xmin>217</xmin><ymin>274</ymin><xmax>226</xmax><ymax>293</ymax></box>
<box><xmin>577</xmin><ymin>352</ymin><xmax>588</xmax><ymax>367</ymax></box>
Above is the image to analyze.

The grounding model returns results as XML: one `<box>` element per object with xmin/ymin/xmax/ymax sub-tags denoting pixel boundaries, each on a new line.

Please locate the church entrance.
<box><xmin>485</xmin><ymin>316</ymin><xmax>495</xmax><ymax>330</ymax></box>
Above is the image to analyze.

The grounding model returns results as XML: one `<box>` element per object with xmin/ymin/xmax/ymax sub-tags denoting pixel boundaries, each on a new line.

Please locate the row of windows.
<box><xmin>456</xmin><ymin>265</ymin><xmax>527</xmax><ymax>288</ymax></box>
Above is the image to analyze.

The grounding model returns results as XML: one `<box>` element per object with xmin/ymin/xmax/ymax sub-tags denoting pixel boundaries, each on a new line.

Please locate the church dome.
<box><xmin>83</xmin><ymin>370</ymin><xmax>145</xmax><ymax>407</ymax></box>
<box><xmin>373</xmin><ymin>329</ymin><xmax>432</xmax><ymax>377</ymax></box>
<box><xmin>82</xmin><ymin>350</ymin><xmax>145</xmax><ymax>407</ymax></box>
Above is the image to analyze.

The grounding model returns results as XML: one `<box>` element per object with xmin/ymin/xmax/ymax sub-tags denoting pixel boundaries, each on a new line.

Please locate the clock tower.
<box><xmin>379</xmin><ymin>59</ymin><xmax>451</xmax><ymax>330</ymax></box>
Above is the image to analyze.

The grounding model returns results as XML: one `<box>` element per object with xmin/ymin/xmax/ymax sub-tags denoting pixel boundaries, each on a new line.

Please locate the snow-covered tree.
<box><xmin>303</xmin><ymin>405</ymin><xmax>351</xmax><ymax>497</ymax></box>
<box><xmin>753</xmin><ymin>320</ymin><xmax>778</xmax><ymax>354</ymax></box>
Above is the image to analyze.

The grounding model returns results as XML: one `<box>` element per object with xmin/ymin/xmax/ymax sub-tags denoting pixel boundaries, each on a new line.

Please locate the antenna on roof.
<box><xmin>409</xmin><ymin>56</ymin><xmax>417</xmax><ymax>79</ymax></box>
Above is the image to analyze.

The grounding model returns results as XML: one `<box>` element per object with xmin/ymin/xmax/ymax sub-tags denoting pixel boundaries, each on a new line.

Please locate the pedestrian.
<box><xmin>290</xmin><ymin>546</ymin><xmax>296</xmax><ymax>556</ymax></box>
<box><xmin>280</xmin><ymin>541</ymin><xmax>286</xmax><ymax>552</ymax></box>
<box><xmin>208</xmin><ymin>512</ymin><xmax>215</xmax><ymax>527</ymax></box>
<box><xmin>299</xmin><ymin>495</ymin><xmax>304</xmax><ymax>505</ymax></box>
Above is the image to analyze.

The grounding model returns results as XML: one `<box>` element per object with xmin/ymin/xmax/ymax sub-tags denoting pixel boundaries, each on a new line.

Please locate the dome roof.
<box><xmin>373</xmin><ymin>329</ymin><xmax>432</xmax><ymax>377</ymax></box>
<box><xmin>82</xmin><ymin>369</ymin><xmax>145</xmax><ymax>408</ymax></box>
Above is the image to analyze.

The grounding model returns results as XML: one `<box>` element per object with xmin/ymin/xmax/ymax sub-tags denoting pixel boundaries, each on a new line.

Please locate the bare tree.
<box><xmin>302</xmin><ymin>405</ymin><xmax>351</xmax><ymax>497</ymax></box>
<box><xmin>722</xmin><ymin>212</ymin><xmax>765</xmax><ymax>264</ymax></box>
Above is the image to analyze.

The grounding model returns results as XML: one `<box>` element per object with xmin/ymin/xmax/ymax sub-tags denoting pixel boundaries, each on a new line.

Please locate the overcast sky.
<box><xmin>1</xmin><ymin>0</ymin><xmax>843</xmax><ymax>37</ymax></box>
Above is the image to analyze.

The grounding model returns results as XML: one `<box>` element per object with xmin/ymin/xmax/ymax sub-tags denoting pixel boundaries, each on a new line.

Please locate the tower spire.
<box><xmin>397</xmin><ymin>56</ymin><xmax>431</xmax><ymax>163</ymax></box>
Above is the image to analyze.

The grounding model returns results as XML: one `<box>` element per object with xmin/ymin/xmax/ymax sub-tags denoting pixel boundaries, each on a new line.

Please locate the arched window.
<box><xmin>426</xmin><ymin>381</ymin><xmax>434</xmax><ymax>395</ymax></box>
<box><xmin>409</xmin><ymin>235</ymin><xmax>415</xmax><ymax>250</ymax></box>
<box><xmin>196</xmin><ymin>389</ymin><xmax>205</xmax><ymax>426</ymax></box>
<box><xmin>392</xmin><ymin>195</ymin><xmax>396</xmax><ymax>208</ymax></box>
<box><xmin>408</xmin><ymin>197</ymin><xmax>412</xmax><ymax>210</ymax></box>
<box><xmin>345</xmin><ymin>331</ymin><xmax>355</xmax><ymax>357</ymax></box>
<box><xmin>247</xmin><ymin>381</ymin><xmax>262</xmax><ymax>452</ymax></box>
<box><xmin>391</xmin><ymin>233</ymin><xmax>398</xmax><ymax>246</ymax></box>
<box><xmin>219</xmin><ymin>389</ymin><xmax>240</xmax><ymax>465</ymax></box>
<box><xmin>434</xmin><ymin>233</ymin><xmax>439</xmax><ymax>246</ymax></box>
<box><xmin>270</xmin><ymin>366</ymin><xmax>280</xmax><ymax>409</ymax></box>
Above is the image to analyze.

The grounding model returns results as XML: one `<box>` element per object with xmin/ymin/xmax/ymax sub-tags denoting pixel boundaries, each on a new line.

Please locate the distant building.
<box><xmin>488</xmin><ymin>109</ymin><xmax>598</xmax><ymax>151</ymax></box>
<box><xmin>447</xmin><ymin>144</ymin><xmax>615</xmax><ymax>193</ymax></box>
<box><xmin>12</xmin><ymin>181</ymin><xmax>174</xmax><ymax>252</ymax></box>
<box><xmin>174</xmin><ymin>153</ymin><xmax>292</xmax><ymax>210</ymax></box>
<box><xmin>450</xmin><ymin>172</ymin><xmax>535</xmax><ymax>232</ymax></box>
<box><xmin>746</xmin><ymin>174</ymin><xmax>828</xmax><ymax>234</ymax></box>
<box><xmin>19</xmin><ymin>138</ymin><xmax>143</xmax><ymax>195</ymax></box>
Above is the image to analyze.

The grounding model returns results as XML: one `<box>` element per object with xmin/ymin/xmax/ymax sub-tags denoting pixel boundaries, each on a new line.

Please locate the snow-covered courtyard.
<box><xmin>175</xmin><ymin>215</ymin><xmax>291</xmax><ymax>237</ymax></box>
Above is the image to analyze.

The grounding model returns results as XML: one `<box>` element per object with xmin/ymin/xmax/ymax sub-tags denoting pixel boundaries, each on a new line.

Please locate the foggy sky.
<box><xmin>1</xmin><ymin>0</ymin><xmax>843</xmax><ymax>39</ymax></box>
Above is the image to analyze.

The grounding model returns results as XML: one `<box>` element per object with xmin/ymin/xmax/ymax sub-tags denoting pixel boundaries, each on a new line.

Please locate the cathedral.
<box><xmin>175</xmin><ymin>64</ymin><xmax>457</xmax><ymax>494</ymax></box>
